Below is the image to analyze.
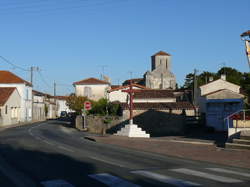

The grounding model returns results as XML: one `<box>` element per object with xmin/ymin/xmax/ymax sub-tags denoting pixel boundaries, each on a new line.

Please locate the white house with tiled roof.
<box><xmin>198</xmin><ymin>76</ymin><xmax>245</xmax><ymax>131</ymax></box>
<box><xmin>0</xmin><ymin>87</ymin><xmax>21</xmax><ymax>126</ymax></box>
<box><xmin>0</xmin><ymin>71</ymin><xmax>32</xmax><ymax>122</ymax></box>
<box><xmin>73</xmin><ymin>77</ymin><xmax>110</xmax><ymax>101</ymax></box>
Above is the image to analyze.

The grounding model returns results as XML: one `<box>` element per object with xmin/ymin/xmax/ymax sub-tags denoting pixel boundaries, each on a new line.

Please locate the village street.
<box><xmin>0</xmin><ymin>121</ymin><xmax>249</xmax><ymax>187</ymax></box>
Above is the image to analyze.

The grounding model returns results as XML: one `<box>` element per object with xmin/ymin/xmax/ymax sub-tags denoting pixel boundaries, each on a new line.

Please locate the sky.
<box><xmin>0</xmin><ymin>0</ymin><xmax>249</xmax><ymax>95</ymax></box>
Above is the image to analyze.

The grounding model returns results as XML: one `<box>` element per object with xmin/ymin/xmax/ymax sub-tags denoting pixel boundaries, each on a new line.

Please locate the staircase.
<box><xmin>114</xmin><ymin>124</ymin><xmax>150</xmax><ymax>138</ymax></box>
<box><xmin>226</xmin><ymin>131</ymin><xmax>250</xmax><ymax>150</ymax></box>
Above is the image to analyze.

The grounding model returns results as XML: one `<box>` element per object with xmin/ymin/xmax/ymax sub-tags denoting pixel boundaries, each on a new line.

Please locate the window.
<box><xmin>5</xmin><ymin>105</ymin><xmax>8</xmax><ymax>114</ymax></box>
<box><xmin>0</xmin><ymin>108</ymin><xmax>2</xmax><ymax>117</ymax></box>
<box><xmin>26</xmin><ymin>89</ymin><xmax>29</xmax><ymax>100</ymax></box>
<box><xmin>84</xmin><ymin>87</ymin><xmax>92</xmax><ymax>98</ymax></box>
<box><xmin>11</xmin><ymin>107</ymin><xmax>15</xmax><ymax>118</ymax></box>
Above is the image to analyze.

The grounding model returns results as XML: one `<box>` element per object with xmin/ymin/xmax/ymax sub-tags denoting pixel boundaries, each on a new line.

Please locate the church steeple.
<box><xmin>151</xmin><ymin>51</ymin><xmax>171</xmax><ymax>71</ymax></box>
<box><xmin>145</xmin><ymin>51</ymin><xmax>176</xmax><ymax>90</ymax></box>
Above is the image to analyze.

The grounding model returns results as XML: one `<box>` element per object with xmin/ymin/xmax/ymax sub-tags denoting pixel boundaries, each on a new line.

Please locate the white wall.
<box><xmin>200</xmin><ymin>79</ymin><xmax>240</xmax><ymax>96</ymax></box>
<box><xmin>75</xmin><ymin>84</ymin><xmax>109</xmax><ymax>101</ymax></box>
<box><xmin>56</xmin><ymin>99</ymin><xmax>71</xmax><ymax>117</ymax></box>
<box><xmin>0</xmin><ymin>89</ymin><xmax>21</xmax><ymax>126</ymax></box>
<box><xmin>108</xmin><ymin>90</ymin><xmax>128</xmax><ymax>103</ymax></box>
<box><xmin>0</xmin><ymin>84</ymin><xmax>32</xmax><ymax>122</ymax></box>
<box><xmin>134</xmin><ymin>98</ymin><xmax>176</xmax><ymax>103</ymax></box>
<box><xmin>33</xmin><ymin>95</ymin><xmax>46</xmax><ymax>122</ymax></box>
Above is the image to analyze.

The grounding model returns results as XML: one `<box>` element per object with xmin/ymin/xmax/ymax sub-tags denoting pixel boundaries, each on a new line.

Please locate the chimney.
<box><xmin>209</xmin><ymin>76</ymin><xmax>214</xmax><ymax>82</ymax></box>
<box><xmin>221</xmin><ymin>74</ymin><xmax>226</xmax><ymax>81</ymax></box>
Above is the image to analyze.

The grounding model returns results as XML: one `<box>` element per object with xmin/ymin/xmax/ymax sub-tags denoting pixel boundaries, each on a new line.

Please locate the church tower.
<box><xmin>145</xmin><ymin>51</ymin><xmax>176</xmax><ymax>89</ymax></box>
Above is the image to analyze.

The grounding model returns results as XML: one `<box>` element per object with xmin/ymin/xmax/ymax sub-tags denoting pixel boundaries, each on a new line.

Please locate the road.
<box><xmin>0</xmin><ymin>120</ymin><xmax>249</xmax><ymax>187</ymax></box>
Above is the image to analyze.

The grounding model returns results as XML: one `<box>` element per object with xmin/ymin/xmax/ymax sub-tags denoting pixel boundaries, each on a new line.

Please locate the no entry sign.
<box><xmin>84</xmin><ymin>101</ymin><xmax>92</xmax><ymax>111</ymax></box>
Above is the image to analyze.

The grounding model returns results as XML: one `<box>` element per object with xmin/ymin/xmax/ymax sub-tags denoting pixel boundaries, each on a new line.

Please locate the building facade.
<box><xmin>145</xmin><ymin>51</ymin><xmax>176</xmax><ymax>89</ymax></box>
<box><xmin>0</xmin><ymin>87</ymin><xmax>21</xmax><ymax>126</ymax></box>
<box><xmin>0</xmin><ymin>71</ymin><xmax>32</xmax><ymax>122</ymax></box>
<box><xmin>198</xmin><ymin>77</ymin><xmax>245</xmax><ymax>131</ymax></box>
<box><xmin>73</xmin><ymin>78</ymin><xmax>110</xmax><ymax>101</ymax></box>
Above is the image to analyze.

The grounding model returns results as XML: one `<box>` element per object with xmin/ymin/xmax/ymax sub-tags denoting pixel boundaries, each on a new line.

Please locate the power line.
<box><xmin>0</xmin><ymin>55</ymin><xmax>29</xmax><ymax>71</ymax></box>
<box><xmin>38</xmin><ymin>70</ymin><xmax>53</xmax><ymax>89</ymax></box>
<box><xmin>0</xmin><ymin>0</ymin><xmax>129</xmax><ymax>16</ymax></box>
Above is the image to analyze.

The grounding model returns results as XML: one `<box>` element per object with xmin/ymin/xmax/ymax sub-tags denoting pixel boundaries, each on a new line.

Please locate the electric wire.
<box><xmin>0</xmin><ymin>55</ymin><xmax>29</xmax><ymax>71</ymax></box>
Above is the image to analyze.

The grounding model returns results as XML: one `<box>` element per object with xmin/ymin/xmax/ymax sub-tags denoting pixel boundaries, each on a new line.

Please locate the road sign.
<box><xmin>84</xmin><ymin>101</ymin><xmax>92</xmax><ymax>111</ymax></box>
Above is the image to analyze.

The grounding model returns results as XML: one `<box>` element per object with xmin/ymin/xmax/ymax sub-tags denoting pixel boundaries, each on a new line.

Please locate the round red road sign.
<box><xmin>84</xmin><ymin>101</ymin><xmax>92</xmax><ymax>110</ymax></box>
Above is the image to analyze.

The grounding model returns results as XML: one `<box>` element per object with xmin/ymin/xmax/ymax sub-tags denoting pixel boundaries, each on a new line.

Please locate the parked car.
<box><xmin>60</xmin><ymin>111</ymin><xmax>68</xmax><ymax>118</ymax></box>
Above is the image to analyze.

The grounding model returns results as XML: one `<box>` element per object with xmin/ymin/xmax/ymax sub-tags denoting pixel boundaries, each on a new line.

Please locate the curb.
<box><xmin>84</xmin><ymin>136</ymin><xmax>97</xmax><ymax>142</ymax></box>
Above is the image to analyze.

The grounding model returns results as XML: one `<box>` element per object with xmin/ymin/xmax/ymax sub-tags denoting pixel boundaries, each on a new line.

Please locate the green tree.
<box><xmin>183</xmin><ymin>73</ymin><xmax>194</xmax><ymax>89</ymax></box>
<box><xmin>66</xmin><ymin>94</ymin><xmax>89</xmax><ymax>114</ymax></box>
<box><xmin>217</xmin><ymin>67</ymin><xmax>243</xmax><ymax>85</ymax></box>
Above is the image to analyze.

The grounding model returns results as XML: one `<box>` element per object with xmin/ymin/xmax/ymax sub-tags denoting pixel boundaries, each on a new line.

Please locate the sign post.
<box><xmin>83</xmin><ymin>101</ymin><xmax>92</xmax><ymax>129</ymax></box>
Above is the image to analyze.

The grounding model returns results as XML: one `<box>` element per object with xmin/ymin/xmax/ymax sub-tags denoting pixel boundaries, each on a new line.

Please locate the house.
<box><xmin>0</xmin><ymin>87</ymin><xmax>21</xmax><ymax>126</ymax></box>
<box><xmin>198</xmin><ymin>75</ymin><xmax>245</xmax><ymax>131</ymax></box>
<box><xmin>44</xmin><ymin>94</ymin><xmax>57</xmax><ymax>119</ymax></box>
<box><xmin>0</xmin><ymin>71</ymin><xmax>32</xmax><ymax>122</ymax></box>
<box><xmin>53</xmin><ymin>96</ymin><xmax>71</xmax><ymax>117</ymax></box>
<box><xmin>73</xmin><ymin>77</ymin><xmax>110</xmax><ymax>101</ymax></box>
<box><xmin>109</xmin><ymin>84</ymin><xmax>188</xmax><ymax>104</ymax></box>
<box><xmin>32</xmin><ymin>90</ymin><xmax>46</xmax><ymax>122</ymax></box>
<box><xmin>108</xmin><ymin>84</ymin><xmax>147</xmax><ymax>103</ymax></box>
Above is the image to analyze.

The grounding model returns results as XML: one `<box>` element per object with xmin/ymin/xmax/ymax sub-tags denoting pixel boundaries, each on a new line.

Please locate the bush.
<box><xmin>88</xmin><ymin>98</ymin><xmax>121</xmax><ymax>116</ymax></box>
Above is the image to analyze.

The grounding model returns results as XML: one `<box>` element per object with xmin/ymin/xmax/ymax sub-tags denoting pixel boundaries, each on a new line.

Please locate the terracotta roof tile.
<box><xmin>53</xmin><ymin>96</ymin><xmax>69</xmax><ymax>100</ymax></box>
<box><xmin>241</xmin><ymin>30</ymin><xmax>250</xmax><ymax>37</ymax></box>
<box><xmin>134</xmin><ymin>90</ymin><xmax>175</xmax><ymax>99</ymax></box>
<box><xmin>152</xmin><ymin>51</ymin><xmax>171</xmax><ymax>56</ymax></box>
<box><xmin>0</xmin><ymin>87</ymin><xmax>16</xmax><ymax>106</ymax></box>
<box><xmin>0</xmin><ymin>71</ymin><xmax>31</xmax><ymax>86</ymax></box>
<box><xmin>73</xmin><ymin>77</ymin><xmax>109</xmax><ymax>85</ymax></box>
<box><xmin>120</xmin><ymin>102</ymin><xmax>194</xmax><ymax>110</ymax></box>
<box><xmin>108</xmin><ymin>83</ymin><xmax>148</xmax><ymax>92</ymax></box>
<box><xmin>122</xmin><ymin>78</ymin><xmax>145</xmax><ymax>86</ymax></box>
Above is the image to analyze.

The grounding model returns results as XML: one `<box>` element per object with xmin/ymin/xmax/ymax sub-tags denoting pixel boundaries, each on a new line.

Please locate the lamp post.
<box><xmin>240</xmin><ymin>30</ymin><xmax>250</xmax><ymax>71</ymax></box>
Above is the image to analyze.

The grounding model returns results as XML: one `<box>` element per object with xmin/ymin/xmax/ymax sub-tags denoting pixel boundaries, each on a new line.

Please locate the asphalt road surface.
<box><xmin>0</xmin><ymin>120</ymin><xmax>249</xmax><ymax>187</ymax></box>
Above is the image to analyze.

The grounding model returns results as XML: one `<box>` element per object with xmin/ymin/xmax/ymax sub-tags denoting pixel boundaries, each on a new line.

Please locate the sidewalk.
<box><xmin>0</xmin><ymin>120</ymin><xmax>44</xmax><ymax>132</ymax></box>
<box><xmin>85</xmin><ymin>135</ymin><xmax>250</xmax><ymax>169</ymax></box>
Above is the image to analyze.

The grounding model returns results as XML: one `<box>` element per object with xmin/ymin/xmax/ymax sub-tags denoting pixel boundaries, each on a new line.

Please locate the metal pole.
<box><xmin>54</xmin><ymin>81</ymin><xmax>56</xmax><ymax>96</ymax></box>
<box><xmin>129</xmin><ymin>80</ymin><xmax>133</xmax><ymax>125</ymax></box>
<box><xmin>30</xmin><ymin>67</ymin><xmax>33</xmax><ymax>86</ymax></box>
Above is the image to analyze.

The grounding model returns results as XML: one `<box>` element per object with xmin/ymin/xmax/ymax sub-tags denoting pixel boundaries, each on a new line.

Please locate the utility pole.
<box><xmin>30</xmin><ymin>66</ymin><xmax>39</xmax><ymax>122</ymax></box>
<box><xmin>54</xmin><ymin>81</ymin><xmax>56</xmax><ymax>96</ymax></box>
<box><xmin>30</xmin><ymin>66</ymin><xmax>39</xmax><ymax>86</ymax></box>
<box><xmin>193</xmin><ymin>69</ymin><xmax>198</xmax><ymax>106</ymax></box>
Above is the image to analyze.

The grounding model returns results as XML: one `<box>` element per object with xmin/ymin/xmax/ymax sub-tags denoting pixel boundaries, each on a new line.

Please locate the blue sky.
<box><xmin>0</xmin><ymin>0</ymin><xmax>249</xmax><ymax>95</ymax></box>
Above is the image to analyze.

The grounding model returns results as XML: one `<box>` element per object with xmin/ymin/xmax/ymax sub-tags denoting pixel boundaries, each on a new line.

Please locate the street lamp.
<box><xmin>240</xmin><ymin>30</ymin><xmax>250</xmax><ymax>70</ymax></box>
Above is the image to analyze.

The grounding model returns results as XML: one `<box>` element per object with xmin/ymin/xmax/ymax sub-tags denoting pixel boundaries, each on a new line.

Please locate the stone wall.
<box><xmin>86</xmin><ymin>115</ymin><xmax>123</xmax><ymax>134</ymax></box>
<box><xmin>86</xmin><ymin>108</ymin><xmax>195</xmax><ymax>136</ymax></box>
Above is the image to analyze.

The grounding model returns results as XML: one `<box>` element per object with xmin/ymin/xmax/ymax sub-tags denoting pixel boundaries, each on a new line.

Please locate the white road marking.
<box><xmin>89</xmin><ymin>173</ymin><xmax>140</xmax><ymax>187</ymax></box>
<box><xmin>170</xmin><ymin>168</ymin><xmax>243</xmax><ymax>183</ymax></box>
<box><xmin>206</xmin><ymin>168</ymin><xmax>250</xmax><ymax>178</ymax></box>
<box><xmin>58</xmin><ymin>145</ymin><xmax>74</xmax><ymax>153</ymax></box>
<box><xmin>41</xmin><ymin>179</ymin><xmax>74</xmax><ymax>187</ymax></box>
<box><xmin>42</xmin><ymin>140</ymin><xmax>55</xmax><ymax>146</ymax></box>
<box><xmin>90</xmin><ymin>156</ymin><xmax>126</xmax><ymax>168</ymax></box>
<box><xmin>131</xmin><ymin>170</ymin><xmax>200</xmax><ymax>186</ymax></box>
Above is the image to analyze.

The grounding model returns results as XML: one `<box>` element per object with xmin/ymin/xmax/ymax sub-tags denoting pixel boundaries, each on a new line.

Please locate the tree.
<box><xmin>217</xmin><ymin>67</ymin><xmax>243</xmax><ymax>85</ymax></box>
<box><xmin>66</xmin><ymin>94</ymin><xmax>89</xmax><ymax>114</ymax></box>
<box><xmin>183</xmin><ymin>73</ymin><xmax>194</xmax><ymax>89</ymax></box>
